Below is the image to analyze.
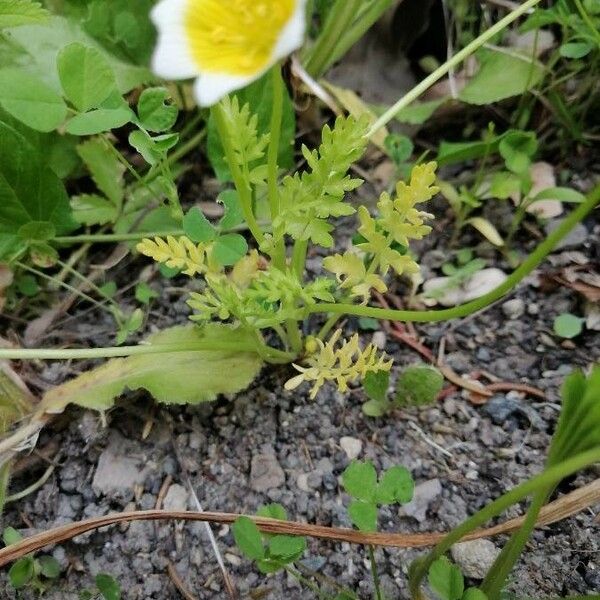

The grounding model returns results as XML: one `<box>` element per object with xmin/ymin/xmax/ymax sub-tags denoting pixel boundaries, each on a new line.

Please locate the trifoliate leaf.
<box><xmin>257</xmin><ymin>503</ymin><xmax>287</xmax><ymax>521</ymax></box>
<box><xmin>212</xmin><ymin>233</ymin><xmax>248</xmax><ymax>266</ymax></box>
<box><xmin>342</xmin><ymin>461</ymin><xmax>377</xmax><ymax>502</ymax></box>
<box><xmin>232</xmin><ymin>517</ymin><xmax>265</xmax><ymax>561</ymax></box>
<box><xmin>183</xmin><ymin>207</ymin><xmax>216</xmax><ymax>243</ymax></box>
<box><xmin>348</xmin><ymin>500</ymin><xmax>377</xmax><ymax>532</ymax></box>
<box><xmin>137</xmin><ymin>87</ymin><xmax>178</xmax><ymax>133</ymax></box>
<box><xmin>375</xmin><ymin>466</ymin><xmax>414</xmax><ymax>505</ymax></box>
<box><xmin>0</xmin><ymin>0</ymin><xmax>48</xmax><ymax>28</ymax></box>
<box><xmin>0</xmin><ymin>68</ymin><xmax>67</xmax><ymax>132</ymax></box>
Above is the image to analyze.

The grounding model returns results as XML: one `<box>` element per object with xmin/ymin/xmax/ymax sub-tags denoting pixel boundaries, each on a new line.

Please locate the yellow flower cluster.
<box><xmin>285</xmin><ymin>329</ymin><xmax>392</xmax><ymax>399</ymax></box>
<box><xmin>323</xmin><ymin>162</ymin><xmax>438</xmax><ymax>300</ymax></box>
<box><xmin>136</xmin><ymin>236</ymin><xmax>211</xmax><ymax>277</ymax></box>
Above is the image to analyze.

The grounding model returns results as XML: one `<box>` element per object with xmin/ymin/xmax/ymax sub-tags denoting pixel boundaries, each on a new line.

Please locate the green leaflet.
<box><xmin>0</xmin><ymin>121</ymin><xmax>76</xmax><ymax>260</ymax></box>
<box><xmin>39</xmin><ymin>324</ymin><xmax>264</xmax><ymax>413</ymax></box>
<box><xmin>0</xmin><ymin>0</ymin><xmax>48</xmax><ymax>28</ymax></box>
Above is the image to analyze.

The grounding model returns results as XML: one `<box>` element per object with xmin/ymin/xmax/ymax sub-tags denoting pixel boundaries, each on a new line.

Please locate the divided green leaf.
<box><xmin>232</xmin><ymin>516</ymin><xmax>265</xmax><ymax>560</ymax></box>
<box><xmin>428</xmin><ymin>557</ymin><xmax>465</xmax><ymax>600</ymax></box>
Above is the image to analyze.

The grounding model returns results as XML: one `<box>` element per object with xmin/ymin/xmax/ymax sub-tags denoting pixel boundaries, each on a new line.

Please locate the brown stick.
<box><xmin>1</xmin><ymin>480</ymin><xmax>599</xmax><ymax>568</ymax></box>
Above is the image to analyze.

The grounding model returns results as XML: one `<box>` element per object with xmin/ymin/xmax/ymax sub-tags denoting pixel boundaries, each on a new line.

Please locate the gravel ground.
<box><xmin>1</xmin><ymin>188</ymin><xmax>599</xmax><ymax>599</ymax></box>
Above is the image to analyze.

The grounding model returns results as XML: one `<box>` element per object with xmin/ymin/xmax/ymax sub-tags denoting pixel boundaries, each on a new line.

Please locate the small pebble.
<box><xmin>340</xmin><ymin>436</ymin><xmax>363</xmax><ymax>460</ymax></box>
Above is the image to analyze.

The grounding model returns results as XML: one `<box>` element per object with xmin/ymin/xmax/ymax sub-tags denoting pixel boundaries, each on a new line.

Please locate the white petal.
<box><xmin>273</xmin><ymin>0</ymin><xmax>308</xmax><ymax>61</ymax></box>
<box><xmin>193</xmin><ymin>72</ymin><xmax>257</xmax><ymax>107</ymax></box>
<box><xmin>150</xmin><ymin>0</ymin><xmax>199</xmax><ymax>80</ymax></box>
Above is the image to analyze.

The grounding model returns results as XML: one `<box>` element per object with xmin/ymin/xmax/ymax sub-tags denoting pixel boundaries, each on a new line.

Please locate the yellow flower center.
<box><xmin>184</xmin><ymin>0</ymin><xmax>295</xmax><ymax>75</ymax></box>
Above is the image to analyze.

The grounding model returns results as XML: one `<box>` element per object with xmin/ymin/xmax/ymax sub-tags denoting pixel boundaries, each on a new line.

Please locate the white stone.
<box><xmin>451</xmin><ymin>539</ymin><xmax>501</xmax><ymax>579</ymax></box>
<box><xmin>340</xmin><ymin>437</ymin><xmax>363</xmax><ymax>460</ymax></box>
<box><xmin>163</xmin><ymin>484</ymin><xmax>189</xmax><ymax>512</ymax></box>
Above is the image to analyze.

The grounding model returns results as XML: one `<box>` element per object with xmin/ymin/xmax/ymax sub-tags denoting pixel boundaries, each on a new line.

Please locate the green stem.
<box><xmin>284</xmin><ymin>566</ymin><xmax>332</xmax><ymax>600</ymax></box>
<box><xmin>267</xmin><ymin>66</ymin><xmax>286</xmax><ymax>270</ymax></box>
<box><xmin>368</xmin><ymin>545</ymin><xmax>383</xmax><ymax>600</ymax></box>
<box><xmin>307</xmin><ymin>184</ymin><xmax>600</xmax><ymax>322</ymax></box>
<box><xmin>409</xmin><ymin>446</ymin><xmax>600</xmax><ymax>599</ymax></box>
<box><xmin>211</xmin><ymin>102</ymin><xmax>265</xmax><ymax>247</ymax></box>
<box><xmin>480</xmin><ymin>488</ymin><xmax>551</xmax><ymax>600</ymax></box>
<box><xmin>292</xmin><ymin>240</ymin><xmax>308</xmax><ymax>280</ymax></box>
<box><xmin>368</xmin><ymin>0</ymin><xmax>544</xmax><ymax>137</ymax></box>
<box><xmin>317</xmin><ymin>313</ymin><xmax>343</xmax><ymax>340</ymax></box>
<box><xmin>167</xmin><ymin>128</ymin><xmax>206</xmax><ymax>167</ymax></box>
<box><xmin>286</xmin><ymin>320</ymin><xmax>304</xmax><ymax>355</ymax></box>
<box><xmin>54</xmin><ymin>230</ymin><xmax>186</xmax><ymax>244</ymax></box>
<box><xmin>16</xmin><ymin>262</ymin><xmax>109</xmax><ymax>314</ymax></box>
<box><xmin>573</xmin><ymin>0</ymin><xmax>600</xmax><ymax>46</ymax></box>
<box><xmin>0</xmin><ymin>339</ymin><xmax>294</xmax><ymax>363</ymax></box>
<box><xmin>304</xmin><ymin>0</ymin><xmax>363</xmax><ymax>77</ymax></box>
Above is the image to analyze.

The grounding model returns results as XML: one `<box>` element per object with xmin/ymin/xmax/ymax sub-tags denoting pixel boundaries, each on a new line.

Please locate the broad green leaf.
<box><xmin>428</xmin><ymin>557</ymin><xmax>464</xmax><ymax>600</ymax></box>
<box><xmin>395</xmin><ymin>365</ymin><xmax>443</xmax><ymax>407</ymax></box>
<box><xmin>257</xmin><ymin>504</ymin><xmax>287</xmax><ymax>521</ymax></box>
<box><xmin>559</xmin><ymin>41</ymin><xmax>593</xmax><ymax>58</ymax></box>
<box><xmin>183</xmin><ymin>207</ymin><xmax>216</xmax><ymax>243</ymax></box>
<box><xmin>362</xmin><ymin>399</ymin><xmax>389</xmax><ymax>417</ymax></box>
<box><xmin>384</xmin><ymin>133</ymin><xmax>414</xmax><ymax>165</ymax></box>
<box><xmin>268</xmin><ymin>535</ymin><xmax>306</xmax><ymax>560</ymax></box>
<box><xmin>137</xmin><ymin>87</ymin><xmax>178</xmax><ymax>133</ymax></box>
<box><xmin>342</xmin><ymin>461</ymin><xmax>377</xmax><ymax>502</ymax></box>
<box><xmin>393</xmin><ymin>98</ymin><xmax>447</xmax><ymax>125</ymax></box>
<box><xmin>95</xmin><ymin>573</ymin><xmax>121</xmax><ymax>600</ymax></box>
<box><xmin>363</xmin><ymin>370</ymin><xmax>389</xmax><ymax>404</ymax></box>
<box><xmin>376</xmin><ymin>466</ymin><xmax>414</xmax><ymax>505</ymax></box>
<box><xmin>0</xmin><ymin>68</ymin><xmax>67</xmax><ymax>132</ymax></box>
<box><xmin>217</xmin><ymin>190</ymin><xmax>244</xmax><ymax>230</ymax></box>
<box><xmin>358</xmin><ymin>317</ymin><xmax>380</xmax><ymax>331</ymax></box>
<box><xmin>4</xmin><ymin>17</ymin><xmax>153</xmax><ymax>95</ymax></box>
<box><xmin>0</xmin><ymin>122</ymin><xmax>75</xmax><ymax>260</ymax></box>
<box><xmin>531</xmin><ymin>187</ymin><xmax>585</xmax><ymax>204</ymax></box>
<box><xmin>39</xmin><ymin>324</ymin><xmax>263</xmax><ymax>413</ymax></box>
<box><xmin>0</xmin><ymin>0</ymin><xmax>48</xmax><ymax>28</ymax></box>
<box><xmin>465</xmin><ymin>217</ymin><xmax>504</xmax><ymax>247</ymax></box>
<box><xmin>77</xmin><ymin>138</ymin><xmax>125</xmax><ymax>207</ymax></box>
<box><xmin>38</xmin><ymin>555</ymin><xmax>61</xmax><ymax>579</ymax></box>
<box><xmin>553</xmin><ymin>313</ymin><xmax>584</xmax><ymax>339</ymax></box>
<box><xmin>129</xmin><ymin>130</ymin><xmax>179</xmax><ymax>165</ymax></box>
<box><xmin>463</xmin><ymin>589</ymin><xmax>488</xmax><ymax>600</ymax></box>
<box><xmin>16</xmin><ymin>274</ymin><xmax>38</xmax><ymax>296</ymax></box>
<box><xmin>459</xmin><ymin>50</ymin><xmax>544</xmax><ymax>105</ymax></box>
<box><xmin>232</xmin><ymin>517</ymin><xmax>265</xmax><ymax>560</ymax></box>
<box><xmin>18</xmin><ymin>221</ymin><xmax>55</xmax><ymax>241</ymax></box>
<box><xmin>3</xmin><ymin>526</ymin><xmax>22</xmax><ymax>546</ymax></box>
<box><xmin>71</xmin><ymin>194</ymin><xmax>118</xmax><ymax>226</ymax></box>
<box><xmin>58</xmin><ymin>42</ymin><xmax>116</xmax><ymax>111</ymax></box>
<box><xmin>487</xmin><ymin>171</ymin><xmax>521</xmax><ymax>199</ymax></box>
<box><xmin>499</xmin><ymin>131</ymin><xmax>538</xmax><ymax>175</ymax></box>
<box><xmin>135</xmin><ymin>282</ymin><xmax>158</xmax><ymax>305</ymax></box>
<box><xmin>66</xmin><ymin>107</ymin><xmax>132</xmax><ymax>136</ymax></box>
<box><xmin>212</xmin><ymin>234</ymin><xmax>248</xmax><ymax>267</ymax></box>
<box><xmin>348</xmin><ymin>500</ymin><xmax>377</xmax><ymax>532</ymax></box>
<box><xmin>8</xmin><ymin>556</ymin><xmax>34</xmax><ymax>589</ymax></box>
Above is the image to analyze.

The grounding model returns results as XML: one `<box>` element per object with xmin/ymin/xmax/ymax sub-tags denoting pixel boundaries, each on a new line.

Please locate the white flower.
<box><xmin>151</xmin><ymin>0</ymin><xmax>307</xmax><ymax>107</ymax></box>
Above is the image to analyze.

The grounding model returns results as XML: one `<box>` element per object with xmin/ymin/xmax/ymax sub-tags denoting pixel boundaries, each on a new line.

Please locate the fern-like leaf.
<box><xmin>0</xmin><ymin>0</ymin><xmax>48</xmax><ymax>28</ymax></box>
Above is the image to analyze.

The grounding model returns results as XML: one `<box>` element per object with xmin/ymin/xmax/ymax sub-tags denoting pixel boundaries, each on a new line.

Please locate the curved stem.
<box><xmin>304</xmin><ymin>0</ymin><xmax>363</xmax><ymax>77</ymax></box>
<box><xmin>368</xmin><ymin>545</ymin><xmax>383</xmax><ymax>600</ymax></box>
<box><xmin>307</xmin><ymin>184</ymin><xmax>600</xmax><ymax>322</ymax></box>
<box><xmin>211</xmin><ymin>102</ymin><xmax>265</xmax><ymax>247</ymax></box>
<box><xmin>368</xmin><ymin>0</ymin><xmax>543</xmax><ymax>137</ymax></box>
<box><xmin>0</xmin><ymin>340</ymin><xmax>294</xmax><ymax>363</ymax></box>
<box><xmin>267</xmin><ymin>66</ymin><xmax>286</xmax><ymax>270</ymax></box>
<box><xmin>408</xmin><ymin>446</ymin><xmax>600</xmax><ymax>598</ymax></box>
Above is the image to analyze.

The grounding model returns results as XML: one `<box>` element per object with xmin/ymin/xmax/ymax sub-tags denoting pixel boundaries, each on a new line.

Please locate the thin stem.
<box><xmin>368</xmin><ymin>0</ymin><xmax>544</xmax><ymax>136</ymax></box>
<box><xmin>0</xmin><ymin>339</ymin><xmax>295</xmax><ymax>363</ymax></box>
<box><xmin>368</xmin><ymin>545</ymin><xmax>383</xmax><ymax>600</ymax></box>
<box><xmin>55</xmin><ymin>230</ymin><xmax>186</xmax><ymax>244</ymax></box>
<box><xmin>480</xmin><ymin>488</ymin><xmax>551</xmax><ymax>599</ymax></box>
<box><xmin>409</xmin><ymin>446</ymin><xmax>600</xmax><ymax>598</ymax></box>
<box><xmin>286</xmin><ymin>320</ymin><xmax>304</xmax><ymax>355</ymax></box>
<box><xmin>211</xmin><ymin>102</ymin><xmax>265</xmax><ymax>247</ymax></box>
<box><xmin>317</xmin><ymin>313</ymin><xmax>343</xmax><ymax>340</ymax></box>
<box><xmin>573</xmin><ymin>0</ymin><xmax>600</xmax><ymax>46</ymax></box>
<box><xmin>292</xmin><ymin>240</ymin><xmax>308</xmax><ymax>280</ymax></box>
<box><xmin>284</xmin><ymin>566</ymin><xmax>332</xmax><ymax>600</ymax></box>
<box><xmin>16</xmin><ymin>262</ymin><xmax>109</xmax><ymax>314</ymax></box>
<box><xmin>5</xmin><ymin>465</ymin><xmax>55</xmax><ymax>504</ymax></box>
<box><xmin>167</xmin><ymin>128</ymin><xmax>206</xmax><ymax>167</ymax></box>
<box><xmin>307</xmin><ymin>184</ymin><xmax>600</xmax><ymax>322</ymax></box>
<box><xmin>267</xmin><ymin>66</ymin><xmax>286</xmax><ymax>269</ymax></box>
<box><xmin>304</xmin><ymin>0</ymin><xmax>363</xmax><ymax>77</ymax></box>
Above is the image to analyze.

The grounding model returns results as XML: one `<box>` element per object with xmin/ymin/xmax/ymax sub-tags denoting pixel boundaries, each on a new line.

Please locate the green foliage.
<box><xmin>428</xmin><ymin>557</ymin><xmax>489</xmax><ymax>600</ymax></box>
<box><xmin>0</xmin><ymin>121</ymin><xmax>76</xmax><ymax>262</ymax></box>
<box><xmin>39</xmin><ymin>325</ymin><xmax>264</xmax><ymax>413</ymax></box>
<box><xmin>342</xmin><ymin>460</ymin><xmax>414</xmax><ymax>532</ymax></box>
<box><xmin>273</xmin><ymin>115</ymin><xmax>369</xmax><ymax>248</ymax></box>
<box><xmin>0</xmin><ymin>0</ymin><xmax>48</xmax><ymax>28</ymax></box>
<box><xmin>233</xmin><ymin>505</ymin><xmax>307</xmax><ymax>575</ymax></box>
<box><xmin>553</xmin><ymin>313</ymin><xmax>584</xmax><ymax>339</ymax></box>
<box><xmin>207</xmin><ymin>71</ymin><xmax>296</xmax><ymax>181</ymax></box>
<box><xmin>3</xmin><ymin>527</ymin><xmax>61</xmax><ymax>592</ymax></box>
<box><xmin>80</xmin><ymin>573</ymin><xmax>121</xmax><ymax>600</ymax></box>
<box><xmin>362</xmin><ymin>364</ymin><xmax>444</xmax><ymax>416</ymax></box>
